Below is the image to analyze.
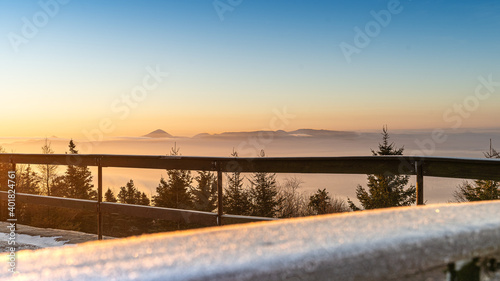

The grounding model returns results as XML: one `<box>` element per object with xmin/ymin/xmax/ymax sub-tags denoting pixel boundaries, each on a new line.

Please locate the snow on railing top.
<box><xmin>2</xmin><ymin>201</ymin><xmax>500</xmax><ymax>280</ymax></box>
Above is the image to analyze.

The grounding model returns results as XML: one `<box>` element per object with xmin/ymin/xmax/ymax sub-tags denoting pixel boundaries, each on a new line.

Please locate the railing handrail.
<box><xmin>2</xmin><ymin>153</ymin><xmax>500</xmax><ymax>239</ymax></box>
<box><xmin>1</xmin><ymin>153</ymin><xmax>500</xmax><ymax>179</ymax></box>
<box><xmin>2</xmin><ymin>201</ymin><xmax>499</xmax><ymax>280</ymax></box>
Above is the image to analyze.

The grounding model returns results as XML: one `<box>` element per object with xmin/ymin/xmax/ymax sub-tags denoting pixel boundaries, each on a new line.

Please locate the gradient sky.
<box><xmin>1</xmin><ymin>0</ymin><xmax>499</xmax><ymax>138</ymax></box>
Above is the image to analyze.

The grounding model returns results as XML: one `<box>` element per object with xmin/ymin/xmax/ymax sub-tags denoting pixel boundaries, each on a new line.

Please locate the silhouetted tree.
<box><xmin>191</xmin><ymin>171</ymin><xmax>217</xmax><ymax>212</ymax></box>
<box><xmin>153</xmin><ymin>145</ymin><xmax>193</xmax><ymax>209</ymax></box>
<box><xmin>223</xmin><ymin>150</ymin><xmax>251</xmax><ymax>215</ymax></box>
<box><xmin>139</xmin><ymin>192</ymin><xmax>150</xmax><ymax>206</ymax></box>
<box><xmin>249</xmin><ymin>150</ymin><xmax>282</xmax><ymax>217</ymax></box>
<box><xmin>51</xmin><ymin>175</ymin><xmax>69</xmax><ymax>197</ymax></box>
<box><xmin>309</xmin><ymin>189</ymin><xmax>332</xmax><ymax>215</ymax></box>
<box><xmin>38</xmin><ymin>138</ymin><xmax>58</xmax><ymax>196</ymax></box>
<box><xmin>104</xmin><ymin>188</ymin><xmax>117</xmax><ymax>202</ymax></box>
<box><xmin>64</xmin><ymin>140</ymin><xmax>96</xmax><ymax>200</ymax></box>
<box><xmin>348</xmin><ymin>126</ymin><xmax>416</xmax><ymax>210</ymax></box>
<box><xmin>118</xmin><ymin>180</ymin><xmax>146</xmax><ymax>205</ymax></box>
<box><xmin>453</xmin><ymin>180</ymin><xmax>500</xmax><ymax>202</ymax></box>
<box><xmin>453</xmin><ymin>142</ymin><xmax>500</xmax><ymax>202</ymax></box>
<box><xmin>307</xmin><ymin>188</ymin><xmax>348</xmax><ymax>215</ymax></box>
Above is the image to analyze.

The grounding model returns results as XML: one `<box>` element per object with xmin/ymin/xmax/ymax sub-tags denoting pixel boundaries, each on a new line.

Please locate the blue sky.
<box><xmin>1</xmin><ymin>0</ymin><xmax>499</xmax><ymax>137</ymax></box>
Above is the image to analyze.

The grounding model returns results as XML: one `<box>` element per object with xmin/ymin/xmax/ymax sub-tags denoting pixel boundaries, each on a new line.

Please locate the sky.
<box><xmin>1</xmin><ymin>0</ymin><xmax>500</xmax><ymax>138</ymax></box>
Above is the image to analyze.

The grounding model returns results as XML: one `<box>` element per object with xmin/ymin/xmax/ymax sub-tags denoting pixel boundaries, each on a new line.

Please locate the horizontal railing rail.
<box><xmin>1</xmin><ymin>153</ymin><xmax>500</xmax><ymax>239</ymax></box>
<box><xmin>0</xmin><ymin>153</ymin><xmax>499</xmax><ymax>179</ymax></box>
<box><xmin>0</xmin><ymin>192</ymin><xmax>97</xmax><ymax>212</ymax></box>
<box><xmin>2</xmin><ymin>201</ymin><xmax>499</xmax><ymax>280</ymax></box>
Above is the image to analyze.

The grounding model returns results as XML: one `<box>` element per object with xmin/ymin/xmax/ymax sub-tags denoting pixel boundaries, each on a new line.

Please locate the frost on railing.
<box><xmin>1</xmin><ymin>201</ymin><xmax>500</xmax><ymax>280</ymax></box>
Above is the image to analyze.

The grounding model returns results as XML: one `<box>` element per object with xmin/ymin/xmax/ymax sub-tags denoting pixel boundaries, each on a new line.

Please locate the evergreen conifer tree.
<box><xmin>139</xmin><ymin>192</ymin><xmax>150</xmax><ymax>206</ymax></box>
<box><xmin>309</xmin><ymin>189</ymin><xmax>332</xmax><ymax>215</ymax></box>
<box><xmin>191</xmin><ymin>171</ymin><xmax>217</xmax><ymax>212</ymax></box>
<box><xmin>104</xmin><ymin>188</ymin><xmax>117</xmax><ymax>202</ymax></box>
<box><xmin>64</xmin><ymin>140</ymin><xmax>96</xmax><ymax>199</ymax></box>
<box><xmin>348</xmin><ymin>126</ymin><xmax>416</xmax><ymax>210</ymax></box>
<box><xmin>118</xmin><ymin>180</ymin><xmax>141</xmax><ymax>204</ymax></box>
<box><xmin>453</xmin><ymin>141</ymin><xmax>500</xmax><ymax>202</ymax></box>
<box><xmin>153</xmin><ymin>145</ymin><xmax>193</xmax><ymax>209</ymax></box>
<box><xmin>223</xmin><ymin>150</ymin><xmax>251</xmax><ymax>215</ymax></box>
<box><xmin>50</xmin><ymin>175</ymin><xmax>69</xmax><ymax>198</ymax></box>
<box><xmin>249</xmin><ymin>150</ymin><xmax>282</xmax><ymax>217</ymax></box>
<box><xmin>116</xmin><ymin>180</ymin><xmax>150</xmax><ymax>205</ymax></box>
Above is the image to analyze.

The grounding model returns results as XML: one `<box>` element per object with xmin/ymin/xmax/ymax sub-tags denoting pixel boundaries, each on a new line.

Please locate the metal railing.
<box><xmin>2</xmin><ymin>200</ymin><xmax>499</xmax><ymax>280</ymax></box>
<box><xmin>1</xmin><ymin>153</ymin><xmax>500</xmax><ymax>239</ymax></box>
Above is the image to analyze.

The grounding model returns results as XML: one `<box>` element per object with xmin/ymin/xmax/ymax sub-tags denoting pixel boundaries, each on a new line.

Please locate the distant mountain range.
<box><xmin>142</xmin><ymin>129</ymin><xmax>359</xmax><ymax>139</ymax></box>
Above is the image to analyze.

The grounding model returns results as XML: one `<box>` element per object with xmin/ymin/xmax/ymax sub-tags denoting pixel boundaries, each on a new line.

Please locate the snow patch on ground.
<box><xmin>0</xmin><ymin>233</ymin><xmax>70</xmax><ymax>248</ymax></box>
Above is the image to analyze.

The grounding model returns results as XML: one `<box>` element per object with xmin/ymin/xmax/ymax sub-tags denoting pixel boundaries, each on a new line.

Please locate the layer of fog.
<box><xmin>2</xmin><ymin>128</ymin><xmax>499</xmax><ymax>204</ymax></box>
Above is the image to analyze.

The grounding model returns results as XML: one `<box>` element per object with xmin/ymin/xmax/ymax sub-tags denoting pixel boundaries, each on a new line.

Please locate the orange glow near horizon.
<box><xmin>2</xmin><ymin>110</ymin><xmax>500</xmax><ymax>140</ymax></box>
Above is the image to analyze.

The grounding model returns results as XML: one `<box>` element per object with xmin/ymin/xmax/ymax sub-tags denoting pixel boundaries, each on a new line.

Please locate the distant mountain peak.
<box><xmin>143</xmin><ymin>129</ymin><xmax>173</xmax><ymax>138</ymax></box>
<box><xmin>193</xmin><ymin>133</ymin><xmax>211</xmax><ymax>138</ymax></box>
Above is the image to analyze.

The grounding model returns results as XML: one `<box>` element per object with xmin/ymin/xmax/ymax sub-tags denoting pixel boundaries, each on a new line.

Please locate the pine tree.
<box><xmin>348</xmin><ymin>126</ymin><xmax>416</xmax><ymax>210</ymax></box>
<box><xmin>51</xmin><ymin>175</ymin><xmax>69</xmax><ymax>197</ymax></box>
<box><xmin>152</xmin><ymin>145</ymin><xmax>193</xmax><ymax>209</ymax></box>
<box><xmin>38</xmin><ymin>138</ymin><xmax>58</xmax><ymax>196</ymax></box>
<box><xmin>116</xmin><ymin>180</ymin><xmax>150</xmax><ymax>205</ymax></box>
<box><xmin>309</xmin><ymin>189</ymin><xmax>332</xmax><ymax>215</ymax></box>
<box><xmin>306</xmin><ymin>188</ymin><xmax>348</xmax><ymax>215</ymax></box>
<box><xmin>453</xmin><ymin>180</ymin><xmax>499</xmax><ymax>202</ymax></box>
<box><xmin>249</xmin><ymin>150</ymin><xmax>282</xmax><ymax>217</ymax></box>
<box><xmin>104</xmin><ymin>188</ymin><xmax>117</xmax><ymax>202</ymax></box>
<box><xmin>118</xmin><ymin>180</ymin><xmax>141</xmax><ymax>204</ymax></box>
<box><xmin>139</xmin><ymin>192</ymin><xmax>150</xmax><ymax>206</ymax></box>
<box><xmin>69</xmin><ymin>139</ymin><xmax>78</xmax><ymax>154</ymax></box>
<box><xmin>191</xmin><ymin>171</ymin><xmax>217</xmax><ymax>212</ymax></box>
<box><xmin>224</xmin><ymin>150</ymin><xmax>251</xmax><ymax>215</ymax></box>
<box><xmin>153</xmin><ymin>177</ymin><xmax>170</xmax><ymax>207</ymax></box>
<box><xmin>64</xmin><ymin>140</ymin><xmax>96</xmax><ymax>200</ymax></box>
<box><xmin>453</xmin><ymin>141</ymin><xmax>500</xmax><ymax>202</ymax></box>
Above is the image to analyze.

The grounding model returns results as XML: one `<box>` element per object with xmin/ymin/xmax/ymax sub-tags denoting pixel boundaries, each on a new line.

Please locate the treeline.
<box><xmin>0</xmin><ymin>140</ymin><xmax>98</xmax><ymax>233</ymax></box>
<box><xmin>103</xmin><ymin>147</ymin><xmax>350</xmax><ymax>218</ymax></box>
<box><xmin>0</xmin><ymin>141</ymin><xmax>350</xmax><ymax>237</ymax></box>
<box><xmin>1</xmin><ymin>127</ymin><xmax>499</xmax><ymax>237</ymax></box>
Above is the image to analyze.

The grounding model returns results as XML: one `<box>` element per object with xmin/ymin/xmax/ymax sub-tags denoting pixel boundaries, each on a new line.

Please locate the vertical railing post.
<box><xmin>415</xmin><ymin>161</ymin><xmax>424</xmax><ymax>205</ymax></box>
<box><xmin>217</xmin><ymin>162</ymin><xmax>223</xmax><ymax>226</ymax></box>
<box><xmin>97</xmin><ymin>158</ymin><xmax>103</xmax><ymax>240</ymax></box>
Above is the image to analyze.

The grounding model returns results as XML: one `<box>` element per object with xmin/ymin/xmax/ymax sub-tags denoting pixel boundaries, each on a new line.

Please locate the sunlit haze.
<box><xmin>1</xmin><ymin>0</ymin><xmax>499</xmax><ymax>138</ymax></box>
